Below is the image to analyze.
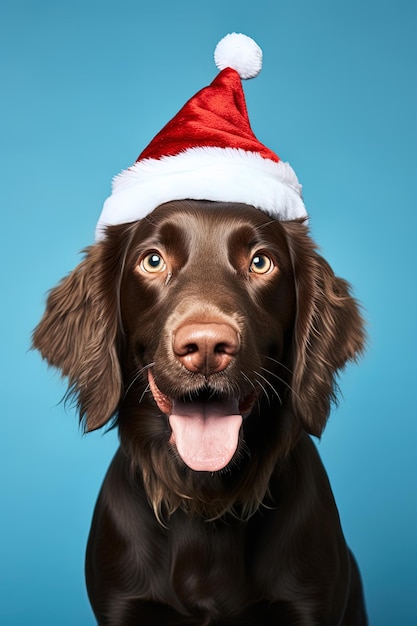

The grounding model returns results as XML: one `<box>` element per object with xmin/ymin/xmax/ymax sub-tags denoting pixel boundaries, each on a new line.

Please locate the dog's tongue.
<box><xmin>169</xmin><ymin>399</ymin><xmax>242</xmax><ymax>472</ymax></box>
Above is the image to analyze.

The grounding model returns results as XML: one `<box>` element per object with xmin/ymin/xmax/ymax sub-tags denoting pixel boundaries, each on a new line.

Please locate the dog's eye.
<box><xmin>140</xmin><ymin>252</ymin><xmax>167</xmax><ymax>273</ymax></box>
<box><xmin>249</xmin><ymin>253</ymin><xmax>274</xmax><ymax>275</ymax></box>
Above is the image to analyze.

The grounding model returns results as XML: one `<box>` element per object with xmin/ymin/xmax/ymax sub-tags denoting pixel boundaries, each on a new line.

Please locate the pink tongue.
<box><xmin>169</xmin><ymin>399</ymin><xmax>243</xmax><ymax>472</ymax></box>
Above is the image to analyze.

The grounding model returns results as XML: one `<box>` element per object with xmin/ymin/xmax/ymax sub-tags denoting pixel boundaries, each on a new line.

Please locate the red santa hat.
<box><xmin>95</xmin><ymin>33</ymin><xmax>307</xmax><ymax>240</ymax></box>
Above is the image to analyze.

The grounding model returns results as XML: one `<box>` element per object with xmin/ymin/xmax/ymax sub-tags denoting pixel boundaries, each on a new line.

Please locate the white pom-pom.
<box><xmin>214</xmin><ymin>33</ymin><xmax>262</xmax><ymax>80</ymax></box>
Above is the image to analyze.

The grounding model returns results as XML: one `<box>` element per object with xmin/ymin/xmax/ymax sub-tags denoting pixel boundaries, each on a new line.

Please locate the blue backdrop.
<box><xmin>1</xmin><ymin>1</ymin><xmax>416</xmax><ymax>624</ymax></box>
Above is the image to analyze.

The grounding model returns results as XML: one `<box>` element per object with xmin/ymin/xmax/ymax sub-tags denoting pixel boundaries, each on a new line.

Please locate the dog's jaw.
<box><xmin>148</xmin><ymin>369</ymin><xmax>257</xmax><ymax>472</ymax></box>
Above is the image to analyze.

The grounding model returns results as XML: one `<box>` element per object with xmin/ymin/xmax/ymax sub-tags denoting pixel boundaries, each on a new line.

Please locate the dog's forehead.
<box><xmin>141</xmin><ymin>200</ymin><xmax>280</xmax><ymax>244</ymax></box>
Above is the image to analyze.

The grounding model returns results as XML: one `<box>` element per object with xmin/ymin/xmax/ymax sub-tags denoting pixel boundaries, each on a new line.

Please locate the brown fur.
<box><xmin>33</xmin><ymin>201</ymin><xmax>367</xmax><ymax>625</ymax></box>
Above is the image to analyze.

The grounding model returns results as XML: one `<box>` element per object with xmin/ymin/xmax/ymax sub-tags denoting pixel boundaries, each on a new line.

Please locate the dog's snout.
<box><xmin>173</xmin><ymin>322</ymin><xmax>240</xmax><ymax>375</ymax></box>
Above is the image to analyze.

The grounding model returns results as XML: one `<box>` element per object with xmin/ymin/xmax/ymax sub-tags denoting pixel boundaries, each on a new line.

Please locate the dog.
<box><xmin>33</xmin><ymin>200</ymin><xmax>368</xmax><ymax>625</ymax></box>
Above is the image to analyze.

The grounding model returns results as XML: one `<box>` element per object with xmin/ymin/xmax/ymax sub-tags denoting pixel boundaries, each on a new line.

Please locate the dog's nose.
<box><xmin>173</xmin><ymin>323</ymin><xmax>240</xmax><ymax>375</ymax></box>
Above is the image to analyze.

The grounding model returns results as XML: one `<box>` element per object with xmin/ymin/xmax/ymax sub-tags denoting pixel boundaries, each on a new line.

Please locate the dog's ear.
<box><xmin>32</xmin><ymin>228</ymin><xmax>129</xmax><ymax>432</ymax></box>
<box><xmin>282</xmin><ymin>221</ymin><xmax>366</xmax><ymax>437</ymax></box>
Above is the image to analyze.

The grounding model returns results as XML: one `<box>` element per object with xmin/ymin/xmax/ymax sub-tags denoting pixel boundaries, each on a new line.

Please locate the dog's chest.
<box><xmin>160</xmin><ymin>514</ymin><xmax>259</xmax><ymax>616</ymax></box>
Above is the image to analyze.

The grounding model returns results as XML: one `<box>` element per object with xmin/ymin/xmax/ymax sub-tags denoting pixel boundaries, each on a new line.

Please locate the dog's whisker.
<box><xmin>139</xmin><ymin>383</ymin><xmax>151</xmax><ymax>404</ymax></box>
<box><xmin>259</xmin><ymin>366</ymin><xmax>303</xmax><ymax>403</ymax></box>
<box><xmin>260</xmin><ymin>366</ymin><xmax>294</xmax><ymax>393</ymax></box>
<box><xmin>240</xmin><ymin>370</ymin><xmax>257</xmax><ymax>393</ymax></box>
<box><xmin>124</xmin><ymin>362</ymin><xmax>155</xmax><ymax>400</ymax></box>
<box><xmin>252</xmin><ymin>375</ymin><xmax>271</xmax><ymax>407</ymax></box>
<box><xmin>257</xmin><ymin>373</ymin><xmax>283</xmax><ymax>406</ymax></box>
<box><xmin>240</xmin><ymin>371</ymin><xmax>260</xmax><ymax>406</ymax></box>
<box><xmin>240</xmin><ymin>371</ymin><xmax>262</xmax><ymax>414</ymax></box>
<box><xmin>262</xmin><ymin>355</ymin><xmax>294</xmax><ymax>376</ymax></box>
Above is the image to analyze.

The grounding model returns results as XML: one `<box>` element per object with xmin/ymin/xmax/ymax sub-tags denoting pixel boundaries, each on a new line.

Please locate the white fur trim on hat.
<box><xmin>95</xmin><ymin>147</ymin><xmax>306</xmax><ymax>240</ymax></box>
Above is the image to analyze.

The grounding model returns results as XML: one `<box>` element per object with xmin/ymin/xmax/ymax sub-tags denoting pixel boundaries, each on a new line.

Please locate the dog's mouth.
<box><xmin>148</xmin><ymin>370</ymin><xmax>256</xmax><ymax>472</ymax></box>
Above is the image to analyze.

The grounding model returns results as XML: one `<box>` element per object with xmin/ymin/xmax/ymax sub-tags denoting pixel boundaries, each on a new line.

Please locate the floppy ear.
<box><xmin>32</xmin><ymin>229</ymin><xmax>129</xmax><ymax>432</ymax></box>
<box><xmin>282</xmin><ymin>221</ymin><xmax>366</xmax><ymax>437</ymax></box>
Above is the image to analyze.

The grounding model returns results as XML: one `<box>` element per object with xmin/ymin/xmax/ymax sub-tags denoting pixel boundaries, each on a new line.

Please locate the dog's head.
<box><xmin>33</xmin><ymin>200</ymin><xmax>365</xmax><ymax>517</ymax></box>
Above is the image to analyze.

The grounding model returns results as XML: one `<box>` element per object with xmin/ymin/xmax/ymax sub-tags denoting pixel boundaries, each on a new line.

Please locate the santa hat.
<box><xmin>95</xmin><ymin>33</ymin><xmax>307</xmax><ymax>240</ymax></box>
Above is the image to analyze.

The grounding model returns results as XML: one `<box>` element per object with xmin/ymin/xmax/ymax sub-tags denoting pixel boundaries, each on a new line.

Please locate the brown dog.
<box><xmin>33</xmin><ymin>200</ymin><xmax>367</xmax><ymax>625</ymax></box>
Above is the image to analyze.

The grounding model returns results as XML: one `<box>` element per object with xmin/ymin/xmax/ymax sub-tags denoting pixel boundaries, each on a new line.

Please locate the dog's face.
<box><xmin>119</xmin><ymin>201</ymin><xmax>296</xmax><ymax>473</ymax></box>
<box><xmin>33</xmin><ymin>199</ymin><xmax>365</xmax><ymax>518</ymax></box>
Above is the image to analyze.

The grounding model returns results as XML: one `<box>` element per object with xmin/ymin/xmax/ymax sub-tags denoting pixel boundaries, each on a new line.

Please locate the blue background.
<box><xmin>1</xmin><ymin>1</ymin><xmax>416</xmax><ymax>624</ymax></box>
